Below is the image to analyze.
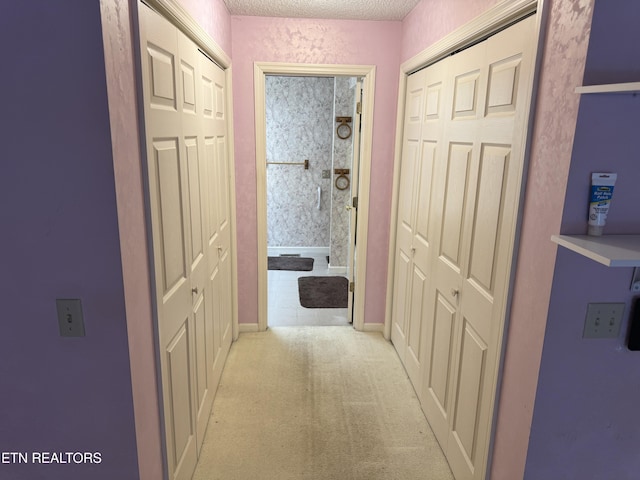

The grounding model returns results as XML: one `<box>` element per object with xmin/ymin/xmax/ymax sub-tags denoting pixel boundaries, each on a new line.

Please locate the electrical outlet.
<box><xmin>56</xmin><ymin>299</ymin><xmax>85</xmax><ymax>337</ymax></box>
<box><xmin>583</xmin><ymin>303</ymin><xmax>625</xmax><ymax>339</ymax></box>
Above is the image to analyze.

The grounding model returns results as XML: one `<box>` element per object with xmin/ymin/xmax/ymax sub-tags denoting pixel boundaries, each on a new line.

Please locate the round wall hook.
<box><xmin>336</xmin><ymin>116</ymin><xmax>353</xmax><ymax>140</ymax></box>
<box><xmin>335</xmin><ymin>173</ymin><xmax>350</xmax><ymax>190</ymax></box>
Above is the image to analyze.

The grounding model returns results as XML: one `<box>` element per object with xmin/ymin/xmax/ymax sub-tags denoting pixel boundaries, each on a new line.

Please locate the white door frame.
<box><xmin>254</xmin><ymin>62</ymin><xmax>376</xmax><ymax>332</ymax></box>
<box><xmin>384</xmin><ymin>0</ymin><xmax>546</xmax><ymax>477</ymax></box>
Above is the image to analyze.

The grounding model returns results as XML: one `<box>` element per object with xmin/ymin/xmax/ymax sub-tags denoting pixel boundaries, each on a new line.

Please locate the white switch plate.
<box><xmin>583</xmin><ymin>303</ymin><xmax>625</xmax><ymax>339</ymax></box>
<box><xmin>56</xmin><ymin>299</ymin><xmax>85</xmax><ymax>337</ymax></box>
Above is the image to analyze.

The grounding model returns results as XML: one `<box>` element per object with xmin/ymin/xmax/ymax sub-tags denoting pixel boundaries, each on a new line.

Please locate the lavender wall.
<box><xmin>524</xmin><ymin>1</ymin><xmax>640</xmax><ymax>477</ymax></box>
<box><xmin>402</xmin><ymin>0</ymin><xmax>594</xmax><ymax>478</ymax></box>
<box><xmin>0</xmin><ymin>2</ymin><xmax>138</xmax><ymax>479</ymax></box>
<box><xmin>231</xmin><ymin>16</ymin><xmax>402</xmax><ymax>325</ymax></box>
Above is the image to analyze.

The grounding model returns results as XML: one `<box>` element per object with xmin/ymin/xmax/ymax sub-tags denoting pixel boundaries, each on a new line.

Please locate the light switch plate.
<box><xmin>56</xmin><ymin>299</ymin><xmax>85</xmax><ymax>337</ymax></box>
<box><xmin>583</xmin><ymin>303</ymin><xmax>624</xmax><ymax>339</ymax></box>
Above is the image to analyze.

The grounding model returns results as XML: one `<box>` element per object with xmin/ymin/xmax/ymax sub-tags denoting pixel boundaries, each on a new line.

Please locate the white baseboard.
<box><xmin>238</xmin><ymin>323</ymin><xmax>260</xmax><ymax>333</ymax></box>
<box><xmin>361</xmin><ymin>323</ymin><xmax>384</xmax><ymax>333</ymax></box>
<box><xmin>328</xmin><ymin>266</ymin><xmax>347</xmax><ymax>274</ymax></box>
<box><xmin>268</xmin><ymin>246</ymin><xmax>329</xmax><ymax>256</ymax></box>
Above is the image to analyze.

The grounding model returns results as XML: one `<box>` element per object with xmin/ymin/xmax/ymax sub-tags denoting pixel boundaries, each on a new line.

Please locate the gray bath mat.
<box><xmin>298</xmin><ymin>276</ymin><xmax>348</xmax><ymax>308</ymax></box>
<box><xmin>268</xmin><ymin>256</ymin><xmax>314</xmax><ymax>271</ymax></box>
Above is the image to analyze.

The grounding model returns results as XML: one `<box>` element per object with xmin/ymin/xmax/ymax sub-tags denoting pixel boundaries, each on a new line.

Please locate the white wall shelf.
<box><xmin>551</xmin><ymin>234</ymin><xmax>640</xmax><ymax>267</ymax></box>
<box><xmin>575</xmin><ymin>82</ymin><xmax>640</xmax><ymax>94</ymax></box>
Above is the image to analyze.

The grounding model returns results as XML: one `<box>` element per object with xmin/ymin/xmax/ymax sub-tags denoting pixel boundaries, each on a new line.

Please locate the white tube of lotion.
<box><xmin>588</xmin><ymin>172</ymin><xmax>617</xmax><ymax>236</ymax></box>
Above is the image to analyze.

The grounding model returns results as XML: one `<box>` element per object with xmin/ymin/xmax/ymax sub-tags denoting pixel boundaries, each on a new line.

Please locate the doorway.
<box><xmin>254</xmin><ymin>63</ymin><xmax>376</xmax><ymax>332</ymax></box>
<box><xmin>265</xmin><ymin>75</ymin><xmax>361</xmax><ymax>327</ymax></box>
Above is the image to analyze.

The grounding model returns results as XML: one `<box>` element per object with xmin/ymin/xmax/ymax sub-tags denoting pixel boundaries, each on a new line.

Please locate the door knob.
<box><xmin>192</xmin><ymin>287</ymin><xmax>199</xmax><ymax>294</ymax></box>
<box><xmin>451</xmin><ymin>289</ymin><xmax>459</xmax><ymax>297</ymax></box>
<box><xmin>345</xmin><ymin>205</ymin><xmax>352</xmax><ymax>211</ymax></box>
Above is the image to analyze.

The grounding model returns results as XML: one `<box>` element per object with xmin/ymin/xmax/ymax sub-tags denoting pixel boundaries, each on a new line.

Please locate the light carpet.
<box><xmin>193</xmin><ymin>327</ymin><xmax>454</xmax><ymax>480</ymax></box>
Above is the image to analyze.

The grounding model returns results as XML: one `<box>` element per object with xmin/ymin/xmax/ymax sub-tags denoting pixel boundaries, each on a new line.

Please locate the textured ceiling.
<box><xmin>222</xmin><ymin>0</ymin><xmax>422</xmax><ymax>21</ymax></box>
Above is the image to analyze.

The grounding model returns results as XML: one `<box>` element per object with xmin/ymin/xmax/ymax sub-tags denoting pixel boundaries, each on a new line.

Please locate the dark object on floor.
<box><xmin>298</xmin><ymin>276</ymin><xmax>348</xmax><ymax>308</ymax></box>
<box><xmin>268</xmin><ymin>256</ymin><xmax>314</xmax><ymax>271</ymax></box>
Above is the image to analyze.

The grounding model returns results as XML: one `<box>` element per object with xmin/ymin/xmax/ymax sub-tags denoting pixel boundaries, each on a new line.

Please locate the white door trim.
<box><xmin>141</xmin><ymin>0</ymin><xmax>230</xmax><ymax>68</ymax></box>
<box><xmin>254</xmin><ymin>62</ymin><xmax>376</xmax><ymax>332</ymax></box>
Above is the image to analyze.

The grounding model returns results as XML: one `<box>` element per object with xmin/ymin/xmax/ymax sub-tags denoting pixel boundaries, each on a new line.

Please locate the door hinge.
<box><xmin>349</xmin><ymin>282</ymin><xmax>355</xmax><ymax>292</ymax></box>
<box><xmin>352</xmin><ymin>196</ymin><xmax>358</xmax><ymax>209</ymax></box>
<box><xmin>356</xmin><ymin>101</ymin><xmax>362</xmax><ymax>114</ymax></box>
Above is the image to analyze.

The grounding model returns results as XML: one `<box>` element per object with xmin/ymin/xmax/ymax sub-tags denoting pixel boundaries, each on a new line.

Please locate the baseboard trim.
<box><xmin>361</xmin><ymin>323</ymin><xmax>384</xmax><ymax>333</ymax></box>
<box><xmin>328</xmin><ymin>266</ymin><xmax>347</xmax><ymax>274</ymax></box>
<box><xmin>238</xmin><ymin>323</ymin><xmax>260</xmax><ymax>333</ymax></box>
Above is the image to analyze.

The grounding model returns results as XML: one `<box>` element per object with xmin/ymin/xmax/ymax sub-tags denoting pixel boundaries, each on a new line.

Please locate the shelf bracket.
<box><xmin>632</xmin><ymin>268</ymin><xmax>640</xmax><ymax>293</ymax></box>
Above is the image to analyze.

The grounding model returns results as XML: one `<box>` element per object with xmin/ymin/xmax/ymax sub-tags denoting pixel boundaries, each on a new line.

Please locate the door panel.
<box><xmin>450</xmin><ymin>319</ymin><xmax>487</xmax><ymax>470</ymax></box>
<box><xmin>440</xmin><ymin>143</ymin><xmax>472</xmax><ymax>268</ymax></box>
<box><xmin>140</xmin><ymin>4</ymin><xmax>234</xmax><ymax>479</ymax></box>
<box><xmin>140</xmin><ymin>7</ymin><xmax>198</xmax><ymax>479</ymax></box>
<box><xmin>391</xmin><ymin>70</ymin><xmax>424</xmax><ymax>356</ymax></box>
<box><xmin>165</xmin><ymin>321</ymin><xmax>197</xmax><ymax>474</ymax></box>
<box><xmin>153</xmin><ymin>140</ymin><xmax>187</xmax><ymax>295</ymax></box>
<box><xmin>392</xmin><ymin>14</ymin><xmax>536</xmax><ymax>480</ymax></box>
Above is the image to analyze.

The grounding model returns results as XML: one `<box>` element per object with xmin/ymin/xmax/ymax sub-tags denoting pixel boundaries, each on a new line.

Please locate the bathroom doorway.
<box><xmin>254</xmin><ymin>62</ymin><xmax>375</xmax><ymax>331</ymax></box>
<box><xmin>265</xmin><ymin>75</ymin><xmax>361</xmax><ymax>327</ymax></box>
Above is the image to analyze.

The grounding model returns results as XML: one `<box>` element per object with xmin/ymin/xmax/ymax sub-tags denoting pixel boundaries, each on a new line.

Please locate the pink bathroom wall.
<box><xmin>230</xmin><ymin>16</ymin><xmax>402</xmax><ymax>326</ymax></box>
<box><xmin>402</xmin><ymin>0</ymin><xmax>500</xmax><ymax>60</ymax></box>
<box><xmin>401</xmin><ymin>0</ymin><xmax>594</xmax><ymax>478</ymax></box>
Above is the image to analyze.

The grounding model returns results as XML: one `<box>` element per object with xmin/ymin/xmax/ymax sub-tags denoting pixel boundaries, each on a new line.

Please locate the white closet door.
<box><xmin>393</xmin><ymin>14</ymin><xmax>536</xmax><ymax>480</ymax></box>
<box><xmin>424</xmin><ymin>16</ymin><xmax>535</xmax><ymax>480</ymax></box>
<box><xmin>391</xmin><ymin>62</ymin><xmax>443</xmax><ymax>391</ymax></box>
<box><xmin>201</xmin><ymin>51</ymin><xmax>233</xmax><ymax>391</ymax></box>
<box><xmin>139</xmin><ymin>5</ymin><xmax>198</xmax><ymax>479</ymax></box>
<box><xmin>139</xmin><ymin>5</ymin><xmax>234</xmax><ymax>479</ymax></box>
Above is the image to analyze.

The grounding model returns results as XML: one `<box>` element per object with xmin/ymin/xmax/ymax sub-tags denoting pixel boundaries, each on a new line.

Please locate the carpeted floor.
<box><xmin>192</xmin><ymin>327</ymin><xmax>454</xmax><ymax>480</ymax></box>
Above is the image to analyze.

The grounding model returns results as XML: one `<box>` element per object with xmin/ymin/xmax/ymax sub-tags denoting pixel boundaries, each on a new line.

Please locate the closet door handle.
<box><xmin>451</xmin><ymin>289</ymin><xmax>459</xmax><ymax>297</ymax></box>
<box><xmin>192</xmin><ymin>287</ymin><xmax>199</xmax><ymax>295</ymax></box>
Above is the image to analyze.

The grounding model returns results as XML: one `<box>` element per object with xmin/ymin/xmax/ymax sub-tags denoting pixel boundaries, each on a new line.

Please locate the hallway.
<box><xmin>192</xmin><ymin>326</ymin><xmax>454</xmax><ymax>480</ymax></box>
